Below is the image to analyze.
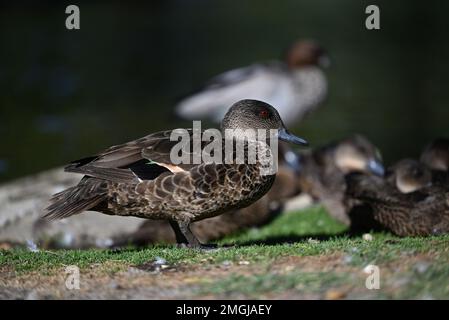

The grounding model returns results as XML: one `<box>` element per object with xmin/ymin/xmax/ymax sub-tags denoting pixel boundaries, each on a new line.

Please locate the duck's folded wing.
<box><xmin>140</xmin><ymin>129</ymin><xmax>215</xmax><ymax>172</ymax></box>
<box><xmin>175</xmin><ymin>62</ymin><xmax>287</xmax><ymax>121</ymax></box>
<box><xmin>65</xmin><ymin>130</ymin><xmax>208</xmax><ymax>182</ymax></box>
<box><xmin>65</xmin><ymin>165</ymin><xmax>141</xmax><ymax>183</ymax></box>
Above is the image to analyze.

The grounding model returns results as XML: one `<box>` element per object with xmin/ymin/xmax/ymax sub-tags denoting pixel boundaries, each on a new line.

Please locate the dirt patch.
<box><xmin>0</xmin><ymin>258</ymin><xmax>265</xmax><ymax>299</ymax></box>
<box><xmin>271</xmin><ymin>253</ymin><xmax>356</xmax><ymax>273</ymax></box>
<box><xmin>0</xmin><ymin>251</ymin><xmax>446</xmax><ymax>299</ymax></box>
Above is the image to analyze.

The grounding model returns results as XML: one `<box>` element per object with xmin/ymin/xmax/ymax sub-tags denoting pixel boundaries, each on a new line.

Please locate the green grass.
<box><xmin>1</xmin><ymin>206</ymin><xmax>449</xmax><ymax>299</ymax></box>
<box><xmin>220</xmin><ymin>205</ymin><xmax>347</xmax><ymax>244</ymax></box>
<box><xmin>1</xmin><ymin>207</ymin><xmax>448</xmax><ymax>273</ymax></box>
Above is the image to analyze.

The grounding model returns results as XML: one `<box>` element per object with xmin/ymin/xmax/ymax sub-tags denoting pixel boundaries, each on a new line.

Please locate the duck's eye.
<box><xmin>259</xmin><ymin>110</ymin><xmax>269</xmax><ymax>118</ymax></box>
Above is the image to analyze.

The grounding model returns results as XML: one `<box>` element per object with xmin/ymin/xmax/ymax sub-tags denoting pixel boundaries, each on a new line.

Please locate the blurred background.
<box><xmin>0</xmin><ymin>0</ymin><xmax>448</xmax><ymax>183</ymax></box>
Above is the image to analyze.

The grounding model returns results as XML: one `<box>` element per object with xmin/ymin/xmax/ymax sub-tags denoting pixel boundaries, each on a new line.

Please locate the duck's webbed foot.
<box><xmin>175</xmin><ymin>242</ymin><xmax>219</xmax><ymax>251</ymax></box>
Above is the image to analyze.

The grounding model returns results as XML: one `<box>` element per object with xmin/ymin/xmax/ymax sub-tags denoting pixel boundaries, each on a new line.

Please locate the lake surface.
<box><xmin>1</xmin><ymin>0</ymin><xmax>448</xmax><ymax>182</ymax></box>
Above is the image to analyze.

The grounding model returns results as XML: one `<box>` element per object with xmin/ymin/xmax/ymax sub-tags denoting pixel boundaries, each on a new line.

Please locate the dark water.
<box><xmin>1</xmin><ymin>0</ymin><xmax>448</xmax><ymax>182</ymax></box>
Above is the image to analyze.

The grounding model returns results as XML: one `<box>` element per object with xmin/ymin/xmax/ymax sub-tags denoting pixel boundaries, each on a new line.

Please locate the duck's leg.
<box><xmin>169</xmin><ymin>220</ymin><xmax>217</xmax><ymax>249</ymax></box>
<box><xmin>169</xmin><ymin>220</ymin><xmax>200</xmax><ymax>247</ymax></box>
<box><xmin>169</xmin><ymin>220</ymin><xmax>191</xmax><ymax>244</ymax></box>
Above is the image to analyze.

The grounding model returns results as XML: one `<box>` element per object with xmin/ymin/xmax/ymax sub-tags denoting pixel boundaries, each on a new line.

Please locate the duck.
<box><xmin>174</xmin><ymin>39</ymin><xmax>329</xmax><ymax>126</ymax></box>
<box><xmin>44</xmin><ymin>99</ymin><xmax>308</xmax><ymax>248</ymax></box>
<box><xmin>112</xmin><ymin>162</ymin><xmax>300</xmax><ymax>246</ymax></box>
<box><xmin>420</xmin><ymin>138</ymin><xmax>449</xmax><ymax>186</ymax></box>
<box><xmin>296</xmin><ymin>134</ymin><xmax>385</xmax><ymax>225</ymax></box>
<box><xmin>385</xmin><ymin>159</ymin><xmax>432</xmax><ymax>193</ymax></box>
<box><xmin>346</xmin><ymin>160</ymin><xmax>449</xmax><ymax>237</ymax></box>
<box><xmin>348</xmin><ymin>159</ymin><xmax>431</xmax><ymax>234</ymax></box>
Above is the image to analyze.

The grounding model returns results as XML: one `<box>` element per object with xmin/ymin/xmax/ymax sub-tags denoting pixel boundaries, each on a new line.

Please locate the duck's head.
<box><xmin>221</xmin><ymin>99</ymin><xmax>308</xmax><ymax>146</ymax></box>
<box><xmin>388</xmin><ymin>159</ymin><xmax>432</xmax><ymax>193</ymax></box>
<box><xmin>333</xmin><ymin>135</ymin><xmax>385</xmax><ymax>176</ymax></box>
<box><xmin>284</xmin><ymin>39</ymin><xmax>329</xmax><ymax>69</ymax></box>
<box><xmin>420</xmin><ymin>138</ymin><xmax>449</xmax><ymax>172</ymax></box>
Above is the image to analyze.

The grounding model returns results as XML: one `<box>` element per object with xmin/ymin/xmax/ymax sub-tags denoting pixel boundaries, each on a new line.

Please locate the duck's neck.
<box><xmin>221</xmin><ymin>133</ymin><xmax>279</xmax><ymax>176</ymax></box>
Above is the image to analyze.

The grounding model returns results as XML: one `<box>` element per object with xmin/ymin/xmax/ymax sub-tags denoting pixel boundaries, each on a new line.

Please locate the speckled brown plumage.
<box><xmin>112</xmin><ymin>162</ymin><xmax>299</xmax><ymax>245</ymax></box>
<box><xmin>346</xmin><ymin>173</ymin><xmax>449</xmax><ymax>236</ymax></box>
<box><xmin>348</xmin><ymin>159</ymin><xmax>428</xmax><ymax>234</ymax></box>
<box><xmin>98</xmin><ymin>161</ymin><xmax>273</xmax><ymax>222</ymax></box>
<box><xmin>44</xmin><ymin>99</ymin><xmax>307</xmax><ymax>248</ymax></box>
<box><xmin>296</xmin><ymin>135</ymin><xmax>384</xmax><ymax>225</ymax></box>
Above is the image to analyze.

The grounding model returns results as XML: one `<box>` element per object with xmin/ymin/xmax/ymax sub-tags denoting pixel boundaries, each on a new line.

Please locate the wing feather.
<box><xmin>64</xmin><ymin>129</ymin><xmax>214</xmax><ymax>182</ymax></box>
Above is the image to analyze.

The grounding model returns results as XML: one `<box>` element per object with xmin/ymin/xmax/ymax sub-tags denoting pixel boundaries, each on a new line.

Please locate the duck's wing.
<box><xmin>65</xmin><ymin>129</ymin><xmax>209</xmax><ymax>183</ymax></box>
<box><xmin>175</xmin><ymin>61</ymin><xmax>289</xmax><ymax>122</ymax></box>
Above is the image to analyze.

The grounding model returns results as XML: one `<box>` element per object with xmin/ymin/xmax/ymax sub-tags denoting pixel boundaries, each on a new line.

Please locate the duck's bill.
<box><xmin>278</xmin><ymin>128</ymin><xmax>308</xmax><ymax>146</ymax></box>
<box><xmin>367</xmin><ymin>159</ymin><xmax>385</xmax><ymax>176</ymax></box>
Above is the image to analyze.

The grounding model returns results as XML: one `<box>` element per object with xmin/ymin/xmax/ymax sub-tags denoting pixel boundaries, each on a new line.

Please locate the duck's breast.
<box><xmin>185</xmin><ymin>163</ymin><xmax>275</xmax><ymax>220</ymax></box>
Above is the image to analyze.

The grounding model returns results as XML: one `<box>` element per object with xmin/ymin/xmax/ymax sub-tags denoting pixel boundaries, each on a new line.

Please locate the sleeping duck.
<box><xmin>346</xmin><ymin>159</ymin><xmax>449</xmax><ymax>237</ymax></box>
<box><xmin>296</xmin><ymin>134</ymin><xmax>385</xmax><ymax>225</ymax></box>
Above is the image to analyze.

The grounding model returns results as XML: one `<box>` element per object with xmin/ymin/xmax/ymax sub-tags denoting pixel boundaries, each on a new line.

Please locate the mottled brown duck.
<box><xmin>297</xmin><ymin>134</ymin><xmax>385</xmax><ymax>225</ymax></box>
<box><xmin>346</xmin><ymin>161</ymin><xmax>449</xmax><ymax>236</ymax></box>
<box><xmin>385</xmin><ymin>159</ymin><xmax>432</xmax><ymax>193</ymax></box>
<box><xmin>349</xmin><ymin>159</ymin><xmax>431</xmax><ymax>234</ymax></box>
<box><xmin>44</xmin><ymin>99</ymin><xmax>308</xmax><ymax>248</ymax></box>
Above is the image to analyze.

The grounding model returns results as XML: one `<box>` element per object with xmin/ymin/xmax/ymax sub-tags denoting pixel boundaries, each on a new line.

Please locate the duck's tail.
<box><xmin>43</xmin><ymin>177</ymin><xmax>108</xmax><ymax>220</ymax></box>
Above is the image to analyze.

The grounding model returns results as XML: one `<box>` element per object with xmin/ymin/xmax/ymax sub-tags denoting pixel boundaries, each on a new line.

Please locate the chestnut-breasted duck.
<box><xmin>175</xmin><ymin>40</ymin><xmax>329</xmax><ymax>126</ymax></box>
